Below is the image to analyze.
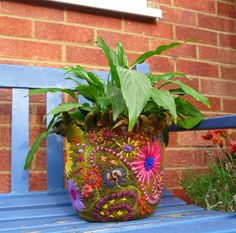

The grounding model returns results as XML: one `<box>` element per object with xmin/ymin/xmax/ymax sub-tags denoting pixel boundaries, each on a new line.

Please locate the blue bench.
<box><xmin>0</xmin><ymin>64</ymin><xmax>236</xmax><ymax>233</ymax></box>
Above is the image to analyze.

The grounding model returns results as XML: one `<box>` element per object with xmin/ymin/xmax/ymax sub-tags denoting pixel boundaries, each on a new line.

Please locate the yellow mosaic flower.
<box><xmin>117</xmin><ymin>137</ymin><xmax>139</xmax><ymax>159</ymax></box>
<box><xmin>97</xmin><ymin>128</ymin><xmax>117</xmax><ymax>146</ymax></box>
<box><xmin>65</xmin><ymin>143</ymin><xmax>73</xmax><ymax>177</ymax></box>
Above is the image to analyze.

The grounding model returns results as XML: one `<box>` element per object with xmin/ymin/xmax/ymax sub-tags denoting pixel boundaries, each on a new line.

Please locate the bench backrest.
<box><xmin>1</xmin><ymin>63</ymin><xmax>236</xmax><ymax>194</ymax></box>
<box><xmin>0</xmin><ymin>63</ymin><xmax>149</xmax><ymax>193</ymax></box>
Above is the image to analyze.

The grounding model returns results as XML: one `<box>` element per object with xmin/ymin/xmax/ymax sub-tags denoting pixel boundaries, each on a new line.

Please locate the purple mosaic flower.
<box><xmin>68</xmin><ymin>179</ymin><xmax>85</xmax><ymax>212</ymax></box>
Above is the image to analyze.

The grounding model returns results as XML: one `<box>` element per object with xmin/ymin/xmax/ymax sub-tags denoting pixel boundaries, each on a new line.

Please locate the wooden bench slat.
<box><xmin>11</xmin><ymin>88</ymin><xmax>29</xmax><ymax>193</ymax></box>
<box><xmin>46</xmin><ymin>92</ymin><xmax>64</xmax><ymax>190</ymax></box>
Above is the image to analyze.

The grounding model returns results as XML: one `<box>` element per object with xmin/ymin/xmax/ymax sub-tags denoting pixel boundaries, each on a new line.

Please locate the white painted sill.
<box><xmin>47</xmin><ymin>0</ymin><xmax>162</xmax><ymax>20</ymax></box>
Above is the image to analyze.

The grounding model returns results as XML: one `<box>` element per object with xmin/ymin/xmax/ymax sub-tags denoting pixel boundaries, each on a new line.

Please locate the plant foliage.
<box><xmin>24</xmin><ymin>36</ymin><xmax>210</xmax><ymax>169</ymax></box>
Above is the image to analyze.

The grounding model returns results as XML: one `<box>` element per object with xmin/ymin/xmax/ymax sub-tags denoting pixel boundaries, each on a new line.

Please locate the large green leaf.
<box><xmin>130</xmin><ymin>42</ymin><xmax>183</xmax><ymax>68</ymax></box>
<box><xmin>29</xmin><ymin>88</ymin><xmax>77</xmax><ymax>101</ymax></box>
<box><xmin>96</xmin><ymin>97</ymin><xmax>111</xmax><ymax>112</ymax></box>
<box><xmin>24</xmin><ymin>131</ymin><xmax>49</xmax><ymax>169</ymax></box>
<box><xmin>117</xmin><ymin>42</ymin><xmax>128</xmax><ymax>68</ymax></box>
<box><xmin>47</xmin><ymin>102</ymin><xmax>80</xmax><ymax>116</ymax></box>
<box><xmin>76</xmin><ymin>85</ymin><xmax>99</xmax><ymax>102</ymax></box>
<box><xmin>108</xmin><ymin>83</ymin><xmax>126</xmax><ymax>121</ymax></box>
<box><xmin>97</xmin><ymin>36</ymin><xmax>118</xmax><ymax>66</ymax></box>
<box><xmin>64</xmin><ymin>65</ymin><xmax>96</xmax><ymax>86</ymax></box>
<box><xmin>150</xmin><ymin>72</ymin><xmax>191</xmax><ymax>84</ymax></box>
<box><xmin>87</xmin><ymin>71</ymin><xmax>106</xmax><ymax>95</ymax></box>
<box><xmin>175</xmin><ymin>97</ymin><xmax>203</xmax><ymax>129</ymax></box>
<box><xmin>69</xmin><ymin>108</ymin><xmax>86</xmax><ymax>121</ymax></box>
<box><xmin>160</xmin><ymin>80</ymin><xmax>210</xmax><ymax>107</ymax></box>
<box><xmin>116</xmin><ymin>66</ymin><xmax>152</xmax><ymax>130</ymax></box>
<box><xmin>65</xmin><ymin>66</ymin><xmax>105</xmax><ymax>95</ymax></box>
<box><xmin>151</xmin><ymin>89</ymin><xmax>177</xmax><ymax>123</ymax></box>
<box><xmin>97</xmin><ymin>36</ymin><xmax>120</xmax><ymax>87</ymax></box>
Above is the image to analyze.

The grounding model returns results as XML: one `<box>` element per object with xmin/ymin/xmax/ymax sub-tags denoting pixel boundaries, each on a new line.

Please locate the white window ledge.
<box><xmin>48</xmin><ymin>0</ymin><xmax>162</xmax><ymax>20</ymax></box>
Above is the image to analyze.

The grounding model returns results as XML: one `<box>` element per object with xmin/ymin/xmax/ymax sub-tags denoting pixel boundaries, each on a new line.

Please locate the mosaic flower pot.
<box><xmin>64</xmin><ymin>122</ymin><xmax>164</xmax><ymax>222</ymax></box>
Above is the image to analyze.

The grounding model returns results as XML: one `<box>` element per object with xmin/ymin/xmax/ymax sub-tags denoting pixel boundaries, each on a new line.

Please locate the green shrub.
<box><xmin>181</xmin><ymin>129</ymin><xmax>236</xmax><ymax>212</ymax></box>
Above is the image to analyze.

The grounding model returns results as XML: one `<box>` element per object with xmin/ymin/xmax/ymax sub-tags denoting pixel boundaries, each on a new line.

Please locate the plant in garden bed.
<box><xmin>24</xmin><ymin>36</ymin><xmax>210</xmax><ymax>222</ymax></box>
<box><xmin>181</xmin><ymin>129</ymin><xmax>236</xmax><ymax>212</ymax></box>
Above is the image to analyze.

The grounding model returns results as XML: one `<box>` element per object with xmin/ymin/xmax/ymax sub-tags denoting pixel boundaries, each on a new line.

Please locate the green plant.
<box><xmin>24</xmin><ymin>36</ymin><xmax>209</xmax><ymax>169</ymax></box>
<box><xmin>181</xmin><ymin>162</ymin><xmax>236</xmax><ymax>212</ymax></box>
<box><xmin>181</xmin><ymin>130</ymin><xmax>236</xmax><ymax>212</ymax></box>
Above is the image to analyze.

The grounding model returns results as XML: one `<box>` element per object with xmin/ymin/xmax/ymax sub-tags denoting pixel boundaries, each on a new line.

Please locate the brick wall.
<box><xmin>0</xmin><ymin>0</ymin><xmax>235</xmax><ymax>201</ymax></box>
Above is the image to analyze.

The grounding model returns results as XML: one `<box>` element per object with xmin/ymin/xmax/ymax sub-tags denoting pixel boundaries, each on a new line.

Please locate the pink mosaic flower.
<box><xmin>131</xmin><ymin>142</ymin><xmax>161</xmax><ymax>184</ymax></box>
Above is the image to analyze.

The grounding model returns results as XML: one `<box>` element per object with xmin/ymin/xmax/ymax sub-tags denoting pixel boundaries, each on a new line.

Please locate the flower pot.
<box><xmin>64</xmin><ymin>121</ymin><xmax>165</xmax><ymax>222</ymax></box>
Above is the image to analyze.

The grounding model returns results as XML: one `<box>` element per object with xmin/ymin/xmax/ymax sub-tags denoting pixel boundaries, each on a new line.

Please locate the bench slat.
<box><xmin>1</xmin><ymin>190</ymin><xmax>235</xmax><ymax>233</ymax></box>
<box><xmin>0</xmin><ymin>64</ymin><xmax>108</xmax><ymax>89</ymax></box>
<box><xmin>169</xmin><ymin>115</ymin><xmax>236</xmax><ymax>131</ymax></box>
<box><xmin>11</xmin><ymin>88</ymin><xmax>29</xmax><ymax>193</ymax></box>
<box><xmin>46</xmin><ymin>92</ymin><xmax>64</xmax><ymax>190</ymax></box>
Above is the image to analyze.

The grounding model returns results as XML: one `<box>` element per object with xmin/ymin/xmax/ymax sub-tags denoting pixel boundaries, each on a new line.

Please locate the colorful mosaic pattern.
<box><xmin>65</xmin><ymin>122</ymin><xmax>164</xmax><ymax>222</ymax></box>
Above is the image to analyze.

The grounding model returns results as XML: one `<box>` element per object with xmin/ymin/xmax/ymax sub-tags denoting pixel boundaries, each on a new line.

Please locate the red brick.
<box><xmin>150</xmin><ymin>39</ymin><xmax>197</xmax><ymax>58</ymax></box>
<box><xmin>35</xmin><ymin>22</ymin><xmax>94</xmax><ymax>43</ymax></box>
<box><xmin>217</xmin><ymin>2</ymin><xmax>236</xmax><ymax>18</ymax></box>
<box><xmin>0</xmin><ymin>103</ymin><xmax>11</xmax><ymax>124</ymax></box>
<box><xmin>221</xmin><ymin>65</ymin><xmax>236</xmax><ymax>80</ymax></box>
<box><xmin>148</xmin><ymin>56</ymin><xmax>174</xmax><ymax>73</ymax></box>
<box><xmin>30</xmin><ymin>126</ymin><xmax>46</xmax><ymax>146</ymax></box>
<box><xmin>198</xmin><ymin>14</ymin><xmax>235</xmax><ymax>32</ymax></box>
<box><xmin>0</xmin><ymin>174</ymin><xmax>10</xmax><ymax>193</ymax></box>
<box><xmin>164</xmin><ymin>169</ymin><xmax>181</xmax><ymax>187</ymax></box>
<box><xmin>67</xmin><ymin>9</ymin><xmax>122</xmax><ymax>30</ymax></box>
<box><xmin>175</xmin><ymin>0</ymin><xmax>215</xmax><ymax>13</ymax></box>
<box><xmin>97</xmin><ymin>31</ymin><xmax>149</xmax><ymax>52</ymax></box>
<box><xmin>219</xmin><ymin>34</ymin><xmax>236</xmax><ymax>49</ymax></box>
<box><xmin>0</xmin><ymin>126</ymin><xmax>11</xmax><ymax>148</ymax></box>
<box><xmin>34</xmin><ymin>150</ymin><xmax>47</xmax><ymax>170</ymax></box>
<box><xmin>0</xmin><ymin>16</ymin><xmax>32</xmax><ymax>37</ymax></box>
<box><xmin>161</xmin><ymin>6</ymin><xmax>196</xmax><ymax>26</ymax></box>
<box><xmin>183</xmin><ymin>96</ymin><xmax>221</xmax><ymax>112</ymax></box>
<box><xmin>199</xmin><ymin>46</ymin><xmax>236</xmax><ymax>65</ymax></box>
<box><xmin>164</xmin><ymin>149</ymin><xmax>196</xmax><ymax>168</ymax></box>
<box><xmin>176</xmin><ymin>26</ymin><xmax>217</xmax><ymax>45</ymax></box>
<box><xmin>124</xmin><ymin>20</ymin><xmax>173</xmax><ymax>39</ymax></box>
<box><xmin>0</xmin><ymin>38</ymin><xmax>62</xmax><ymax>61</ymax></box>
<box><xmin>168</xmin><ymin>132</ymin><xmax>178</xmax><ymax>147</ymax></box>
<box><xmin>0</xmin><ymin>89</ymin><xmax>11</xmax><ymax>101</ymax></box>
<box><xmin>201</xmin><ymin>79</ymin><xmax>236</xmax><ymax>97</ymax></box>
<box><xmin>30</xmin><ymin>94</ymin><xmax>46</xmax><ymax>103</ymax></box>
<box><xmin>176</xmin><ymin>60</ymin><xmax>218</xmax><ymax>77</ymax></box>
<box><xmin>178</xmin><ymin>131</ymin><xmax>214</xmax><ymax>147</ymax></box>
<box><xmin>66</xmin><ymin>46</ymin><xmax>107</xmax><ymax>66</ymax></box>
<box><xmin>193</xmin><ymin>149</ymin><xmax>215</xmax><ymax>166</ymax></box>
<box><xmin>169</xmin><ymin>187</ymin><xmax>193</xmax><ymax>203</ymax></box>
<box><xmin>0</xmin><ymin>0</ymin><xmax>64</xmax><ymax>21</ymax></box>
<box><xmin>29</xmin><ymin>172</ymin><xmax>47</xmax><ymax>191</ymax></box>
<box><xmin>223</xmin><ymin>98</ymin><xmax>236</xmax><ymax>112</ymax></box>
<box><xmin>0</xmin><ymin>150</ymin><xmax>10</xmax><ymax>171</ymax></box>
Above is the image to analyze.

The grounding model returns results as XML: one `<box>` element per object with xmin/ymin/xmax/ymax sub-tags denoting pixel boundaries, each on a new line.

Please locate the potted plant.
<box><xmin>24</xmin><ymin>36</ymin><xmax>209</xmax><ymax>222</ymax></box>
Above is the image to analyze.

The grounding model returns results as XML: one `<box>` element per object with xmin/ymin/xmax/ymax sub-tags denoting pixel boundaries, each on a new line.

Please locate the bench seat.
<box><xmin>1</xmin><ymin>190</ymin><xmax>236</xmax><ymax>233</ymax></box>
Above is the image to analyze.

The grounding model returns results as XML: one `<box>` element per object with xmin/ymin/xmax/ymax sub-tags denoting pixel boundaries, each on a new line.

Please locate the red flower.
<box><xmin>229</xmin><ymin>140</ymin><xmax>236</xmax><ymax>156</ymax></box>
<box><xmin>214</xmin><ymin>129</ymin><xmax>231</xmax><ymax>139</ymax></box>
<box><xmin>202</xmin><ymin>131</ymin><xmax>213</xmax><ymax>140</ymax></box>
